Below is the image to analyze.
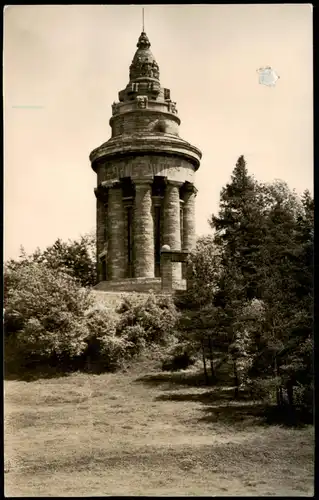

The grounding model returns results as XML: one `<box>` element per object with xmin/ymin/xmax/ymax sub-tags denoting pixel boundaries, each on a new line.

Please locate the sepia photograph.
<box><xmin>3</xmin><ymin>4</ymin><xmax>313</xmax><ymax>496</ymax></box>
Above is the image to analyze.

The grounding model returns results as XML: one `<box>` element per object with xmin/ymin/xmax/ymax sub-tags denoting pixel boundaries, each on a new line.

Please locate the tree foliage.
<box><xmin>5</xmin><ymin>232</ymin><xmax>97</xmax><ymax>290</ymax></box>
<box><xmin>176</xmin><ymin>155</ymin><xmax>313</xmax><ymax>415</ymax></box>
<box><xmin>183</xmin><ymin>235</ymin><xmax>221</xmax><ymax>308</ymax></box>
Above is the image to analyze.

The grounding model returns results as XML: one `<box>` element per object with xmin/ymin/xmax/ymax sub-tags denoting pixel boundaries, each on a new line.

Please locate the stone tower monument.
<box><xmin>90</xmin><ymin>31</ymin><xmax>202</xmax><ymax>293</ymax></box>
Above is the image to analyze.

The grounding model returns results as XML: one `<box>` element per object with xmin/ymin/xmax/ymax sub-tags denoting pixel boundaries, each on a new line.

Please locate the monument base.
<box><xmin>93</xmin><ymin>277</ymin><xmax>187</xmax><ymax>294</ymax></box>
<box><xmin>94</xmin><ymin>277</ymin><xmax>162</xmax><ymax>293</ymax></box>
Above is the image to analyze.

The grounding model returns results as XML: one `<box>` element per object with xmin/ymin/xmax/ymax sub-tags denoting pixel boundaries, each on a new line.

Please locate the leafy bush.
<box><xmin>162</xmin><ymin>351</ymin><xmax>195</xmax><ymax>372</ymax></box>
<box><xmin>246</xmin><ymin>376</ymin><xmax>281</xmax><ymax>403</ymax></box>
<box><xmin>116</xmin><ymin>293</ymin><xmax>179</xmax><ymax>346</ymax></box>
<box><xmin>85</xmin><ymin>304</ymin><xmax>117</xmax><ymax>339</ymax></box>
<box><xmin>83</xmin><ymin>304</ymin><xmax>129</xmax><ymax>372</ymax></box>
<box><xmin>83</xmin><ymin>306</ymin><xmax>151</xmax><ymax>372</ymax></box>
<box><xmin>97</xmin><ymin>335</ymin><xmax>133</xmax><ymax>372</ymax></box>
<box><xmin>293</xmin><ymin>382</ymin><xmax>313</xmax><ymax>419</ymax></box>
<box><xmin>120</xmin><ymin>325</ymin><xmax>147</xmax><ymax>357</ymax></box>
<box><xmin>4</xmin><ymin>262</ymin><xmax>92</xmax><ymax>370</ymax></box>
<box><xmin>4</xmin><ymin>265</ymin><xmax>179</xmax><ymax>375</ymax></box>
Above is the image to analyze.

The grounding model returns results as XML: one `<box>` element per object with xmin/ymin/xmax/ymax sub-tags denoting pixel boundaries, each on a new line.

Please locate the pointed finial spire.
<box><xmin>136</xmin><ymin>31</ymin><xmax>150</xmax><ymax>49</ymax></box>
<box><xmin>142</xmin><ymin>7</ymin><xmax>145</xmax><ymax>32</ymax></box>
<box><xmin>129</xmin><ymin>22</ymin><xmax>160</xmax><ymax>82</ymax></box>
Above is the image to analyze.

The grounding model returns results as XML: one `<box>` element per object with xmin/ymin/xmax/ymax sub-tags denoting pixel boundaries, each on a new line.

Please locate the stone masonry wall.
<box><xmin>111</xmin><ymin>111</ymin><xmax>179</xmax><ymax>137</ymax></box>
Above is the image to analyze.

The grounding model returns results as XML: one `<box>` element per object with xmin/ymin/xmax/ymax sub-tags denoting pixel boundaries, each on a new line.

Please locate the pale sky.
<box><xmin>4</xmin><ymin>4</ymin><xmax>313</xmax><ymax>260</ymax></box>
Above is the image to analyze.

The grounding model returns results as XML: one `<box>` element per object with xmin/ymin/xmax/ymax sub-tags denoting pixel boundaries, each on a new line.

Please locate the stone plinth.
<box><xmin>94</xmin><ymin>277</ymin><xmax>162</xmax><ymax>293</ymax></box>
<box><xmin>160</xmin><ymin>248</ymin><xmax>188</xmax><ymax>292</ymax></box>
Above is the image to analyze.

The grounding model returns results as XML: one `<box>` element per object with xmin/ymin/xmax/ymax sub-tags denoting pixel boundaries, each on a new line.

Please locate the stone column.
<box><xmin>95</xmin><ymin>187</ymin><xmax>108</xmax><ymax>283</ymax></box>
<box><xmin>108</xmin><ymin>182</ymin><xmax>126</xmax><ymax>280</ymax></box>
<box><xmin>182</xmin><ymin>184</ymin><xmax>197</xmax><ymax>252</ymax></box>
<box><xmin>163</xmin><ymin>180</ymin><xmax>183</xmax><ymax>284</ymax></box>
<box><xmin>133</xmin><ymin>180</ymin><xmax>155</xmax><ymax>278</ymax></box>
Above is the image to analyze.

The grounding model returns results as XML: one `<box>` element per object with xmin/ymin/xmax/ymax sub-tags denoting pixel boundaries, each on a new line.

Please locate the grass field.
<box><xmin>4</xmin><ymin>358</ymin><xmax>314</xmax><ymax>497</ymax></box>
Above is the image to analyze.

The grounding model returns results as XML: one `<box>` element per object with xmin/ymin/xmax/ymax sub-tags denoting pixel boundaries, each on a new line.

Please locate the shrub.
<box><xmin>162</xmin><ymin>351</ymin><xmax>195</xmax><ymax>372</ymax></box>
<box><xmin>84</xmin><ymin>304</ymin><xmax>128</xmax><ymax>372</ymax></box>
<box><xmin>98</xmin><ymin>335</ymin><xmax>133</xmax><ymax>372</ymax></box>
<box><xmin>161</xmin><ymin>338</ymin><xmax>197</xmax><ymax>372</ymax></box>
<box><xmin>246</xmin><ymin>376</ymin><xmax>281</xmax><ymax>403</ymax></box>
<box><xmin>4</xmin><ymin>262</ymin><xmax>92</xmax><ymax>370</ymax></box>
<box><xmin>120</xmin><ymin>325</ymin><xmax>147</xmax><ymax>357</ymax></box>
<box><xmin>293</xmin><ymin>382</ymin><xmax>314</xmax><ymax>417</ymax></box>
<box><xmin>83</xmin><ymin>304</ymin><xmax>151</xmax><ymax>372</ymax></box>
<box><xmin>85</xmin><ymin>304</ymin><xmax>117</xmax><ymax>338</ymax></box>
<box><xmin>116</xmin><ymin>293</ymin><xmax>179</xmax><ymax>346</ymax></box>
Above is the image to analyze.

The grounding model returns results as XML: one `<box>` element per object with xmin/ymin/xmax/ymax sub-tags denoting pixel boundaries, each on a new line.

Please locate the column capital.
<box><xmin>181</xmin><ymin>181</ymin><xmax>198</xmax><ymax>198</ymax></box>
<box><xmin>133</xmin><ymin>178</ymin><xmax>154</xmax><ymax>187</ymax></box>
<box><xmin>165</xmin><ymin>180</ymin><xmax>184</xmax><ymax>188</ymax></box>
<box><xmin>101</xmin><ymin>179</ymin><xmax>121</xmax><ymax>189</ymax></box>
<box><xmin>94</xmin><ymin>185</ymin><xmax>108</xmax><ymax>202</ymax></box>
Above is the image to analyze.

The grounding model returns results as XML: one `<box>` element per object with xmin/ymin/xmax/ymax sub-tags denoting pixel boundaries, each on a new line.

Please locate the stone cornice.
<box><xmin>90</xmin><ymin>134</ymin><xmax>202</xmax><ymax>171</ymax></box>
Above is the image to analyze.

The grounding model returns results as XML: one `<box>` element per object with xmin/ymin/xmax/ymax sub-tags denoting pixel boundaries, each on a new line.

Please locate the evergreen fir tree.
<box><xmin>210</xmin><ymin>155</ymin><xmax>266</xmax><ymax>302</ymax></box>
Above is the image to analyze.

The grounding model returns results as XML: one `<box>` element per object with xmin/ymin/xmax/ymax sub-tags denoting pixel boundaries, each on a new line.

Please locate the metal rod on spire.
<box><xmin>142</xmin><ymin>7</ymin><xmax>145</xmax><ymax>32</ymax></box>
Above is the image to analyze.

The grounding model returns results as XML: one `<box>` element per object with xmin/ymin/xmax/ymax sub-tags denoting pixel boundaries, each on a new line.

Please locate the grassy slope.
<box><xmin>5</xmin><ymin>359</ymin><xmax>314</xmax><ymax>497</ymax></box>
